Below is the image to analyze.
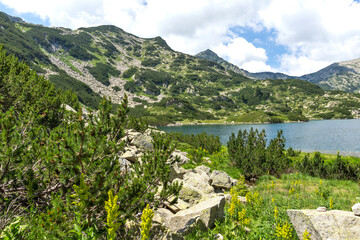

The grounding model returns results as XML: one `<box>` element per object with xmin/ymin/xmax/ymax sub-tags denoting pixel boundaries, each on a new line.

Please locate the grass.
<box><xmin>288</xmin><ymin>151</ymin><xmax>360</xmax><ymax>166</ymax></box>
<box><xmin>181</xmin><ymin>147</ymin><xmax>360</xmax><ymax>240</ymax></box>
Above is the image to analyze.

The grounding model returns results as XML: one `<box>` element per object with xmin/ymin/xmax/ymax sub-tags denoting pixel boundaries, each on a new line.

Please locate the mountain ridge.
<box><xmin>195</xmin><ymin>49</ymin><xmax>360</xmax><ymax>93</ymax></box>
<box><xmin>1</xmin><ymin>11</ymin><xmax>360</xmax><ymax>125</ymax></box>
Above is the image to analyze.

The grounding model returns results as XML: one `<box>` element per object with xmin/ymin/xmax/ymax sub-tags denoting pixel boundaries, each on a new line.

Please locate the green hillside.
<box><xmin>1</xmin><ymin>12</ymin><xmax>360</xmax><ymax>125</ymax></box>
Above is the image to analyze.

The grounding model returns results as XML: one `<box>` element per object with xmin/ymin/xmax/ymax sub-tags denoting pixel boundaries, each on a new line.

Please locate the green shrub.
<box><xmin>227</xmin><ymin>128</ymin><xmax>289</xmax><ymax>178</ymax></box>
<box><xmin>86</xmin><ymin>62</ymin><xmax>121</xmax><ymax>86</ymax></box>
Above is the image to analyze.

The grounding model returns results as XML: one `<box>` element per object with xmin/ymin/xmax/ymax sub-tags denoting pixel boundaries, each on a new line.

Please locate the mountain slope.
<box><xmin>1</xmin><ymin>11</ymin><xmax>360</xmax><ymax>125</ymax></box>
<box><xmin>195</xmin><ymin>49</ymin><xmax>360</xmax><ymax>93</ymax></box>
<box><xmin>301</xmin><ymin>59</ymin><xmax>360</xmax><ymax>92</ymax></box>
<box><xmin>195</xmin><ymin>49</ymin><xmax>298</xmax><ymax>80</ymax></box>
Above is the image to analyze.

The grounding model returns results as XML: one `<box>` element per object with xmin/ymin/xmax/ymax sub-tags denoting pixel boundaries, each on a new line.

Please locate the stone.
<box><xmin>178</xmin><ymin>182</ymin><xmax>203</xmax><ymax>205</ymax></box>
<box><xmin>164</xmin><ymin>198</ymin><xmax>190</xmax><ymax>213</ymax></box>
<box><xmin>214</xmin><ymin>233</ymin><xmax>224</xmax><ymax>240</ymax></box>
<box><xmin>131</xmin><ymin>134</ymin><xmax>153</xmax><ymax>151</ymax></box>
<box><xmin>210</xmin><ymin>170</ymin><xmax>236</xmax><ymax>190</ymax></box>
<box><xmin>183</xmin><ymin>171</ymin><xmax>215</xmax><ymax>195</ymax></box>
<box><xmin>194</xmin><ymin>165</ymin><xmax>211</xmax><ymax>177</ymax></box>
<box><xmin>170</xmin><ymin>163</ymin><xmax>187</xmax><ymax>181</ymax></box>
<box><xmin>170</xmin><ymin>150</ymin><xmax>190</xmax><ymax>165</ymax></box>
<box><xmin>167</xmin><ymin>196</ymin><xmax>226</xmax><ymax>233</ymax></box>
<box><xmin>153</xmin><ymin>208</ymin><xmax>174</xmax><ymax>224</ymax></box>
<box><xmin>352</xmin><ymin>203</ymin><xmax>360</xmax><ymax>216</ymax></box>
<box><xmin>119</xmin><ymin>157</ymin><xmax>132</xmax><ymax>172</ymax></box>
<box><xmin>316</xmin><ymin>207</ymin><xmax>326</xmax><ymax>212</ymax></box>
<box><xmin>121</xmin><ymin>151</ymin><xmax>137</xmax><ymax>162</ymax></box>
<box><xmin>287</xmin><ymin>209</ymin><xmax>360</xmax><ymax>240</ymax></box>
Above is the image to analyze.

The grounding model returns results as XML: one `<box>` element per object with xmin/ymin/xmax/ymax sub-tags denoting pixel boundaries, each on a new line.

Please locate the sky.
<box><xmin>1</xmin><ymin>0</ymin><xmax>360</xmax><ymax>76</ymax></box>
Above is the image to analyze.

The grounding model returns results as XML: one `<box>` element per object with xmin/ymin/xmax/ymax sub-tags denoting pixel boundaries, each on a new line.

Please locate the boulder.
<box><xmin>170</xmin><ymin>150</ymin><xmax>190</xmax><ymax>165</ymax></box>
<box><xmin>287</xmin><ymin>209</ymin><xmax>360</xmax><ymax>240</ymax></box>
<box><xmin>131</xmin><ymin>134</ymin><xmax>153</xmax><ymax>151</ymax></box>
<box><xmin>121</xmin><ymin>150</ymin><xmax>137</xmax><ymax>162</ymax></box>
<box><xmin>178</xmin><ymin>181</ymin><xmax>204</xmax><ymax>205</ymax></box>
<box><xmin>210</xmin><ymin>170</ymin><xmax>236</xmax><ymax>190</ymax></box>
<box><xmin>167</xmin><ymin>196</ymin><xmax>225</xmax><ymax>233</ymax></box>
<box><xmin>352</xmin><ymin>203</ymin><xmax>360</xmax><ymax>216</ymax></box>
<box><xmin>183</xmin><ymin>171</ymin><xmax>215</xmax><ymax>195</ymax></box>
<box><xmin>194</xmin><ymin>165</ymin><xmax>211</xmax><ymax>177</ymax></box>
<box><xmin>153</xmin><ymin>208</ymin><xmax>174</xmax><ymax>224</ymax></box>
<box><xmin>119</xmin><ymin>157</ymin><xmax>132</xmax><ymax>172</ymax></box>
<box><xmin>164</xmin><ymin>198</ymin><xmax>190</xmax><ymax>213</ymax></box>
<box><xmin>170</xmin><ymin>163</ymin><xmax>187</xmax><ymax>181</ymax></box>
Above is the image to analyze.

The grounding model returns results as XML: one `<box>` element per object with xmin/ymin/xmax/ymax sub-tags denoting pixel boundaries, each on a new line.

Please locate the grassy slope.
<box><xmin>181</xmin><ymin>147</ymin><xmax>360</xmax><ymax>239</ymax></box>
<box><xmin>1</xmin><ymin>12</ymin><xmax>360</xmax><ymax>125</ymax></box>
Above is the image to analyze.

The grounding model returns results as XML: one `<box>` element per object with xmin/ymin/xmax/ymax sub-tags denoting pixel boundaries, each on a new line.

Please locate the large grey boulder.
<box><xmin>131</xmin><ymin>133</ymin><xmax>153</xmax><ymax>151</ymax></box>
<box><xmin>177</xmin><ymin>180</ymin><xmax>204</xmax><ymax>205</ymax></box>
<box><xmin>210</xmin><ymin>170</ymin><xmax>237</xmax><ymax>190</ymax></box>
<box><xmin>287</xmin><ymin>209</ymin><xmax>360</xmax><ymax>240</ymax></box>
<box><xmin>167</xmin><ymin>196</ymin><xmax>225</xmax><ymax>233</ymax></box>
<box><xmin>183</xmin><ymin>171</ymin><xmax>215</xmax><ymax>195</ymax></box>
<box><xmin>170</xmin><ymin>150</ymin><xmax>190</xmax><ymax>165</ymax></box>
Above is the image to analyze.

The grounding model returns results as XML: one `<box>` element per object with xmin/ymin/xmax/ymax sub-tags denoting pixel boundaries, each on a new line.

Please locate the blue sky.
<box><xmin>1</xmin><ymin>0</ymin><xmax>360</xmax><ymax>76</ymax></box>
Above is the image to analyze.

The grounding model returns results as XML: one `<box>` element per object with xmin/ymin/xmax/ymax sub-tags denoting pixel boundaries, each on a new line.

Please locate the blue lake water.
<box><xmin>159</xmin><ymin>119</ymin><xmax>360</xmax><ymax>157</ymax></box>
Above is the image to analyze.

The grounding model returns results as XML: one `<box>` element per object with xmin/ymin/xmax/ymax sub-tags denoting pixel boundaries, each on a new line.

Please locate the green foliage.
<box><xmin>86</xmin><ymin>62</ymin><xmax>121</xmax><ymax>86</ymax></box>
<box><xmin>227</xmin><ymin>128</ymin><xmax>289</xmax><ymax>178</ymax></box>
<box><xmin>0</xmin><ymin>51</ymin><xmax>181</xmax><ymax>239</ymax></box>
<box><xmin>48</xmin><ymin>70</ymin><xmax>101</xmax><ymax>110</ymax></box>
<box><xmin>141</xmin><ymin>58</ymin><xmax>161</xmax><ymax>67</ymax></box>
<box><xmin>122</xmin><ymin>67</ymin><xmax>138</xmax><ymax>78</ymax></box>
<box><xmin>0</xmin><ymin>217</ymin><xmax>27</xmax><ymax>240</ymax></box>
<box><xmin>296</xmin><ymin>152</ymin><xmax>359</xmax><ymax>181</ymax></box>
<box><xmin>167</xmin><ymin>131</ymin><xmax>221</xmax><ymax>154</ymax></box>
<box><xmin>127</xmin><ymin>116</ymin><xmax>149</xmax><ymax>133</ymax></box>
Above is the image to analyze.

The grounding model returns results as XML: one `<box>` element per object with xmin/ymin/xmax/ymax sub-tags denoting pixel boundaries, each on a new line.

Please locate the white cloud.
<box><xmin>213</xmin><ymin>37</ymin><xmax>274</xmax><ymax>72</ymax></box>
<box><xmin>1</xmin><ymin>0</ymin><xmax>360</xmax><ymax>75</ymax></box>
<box><xmin>259</xmin><ymin>0</ymin><xmax>360</xmax><ymax>75</ymax></box>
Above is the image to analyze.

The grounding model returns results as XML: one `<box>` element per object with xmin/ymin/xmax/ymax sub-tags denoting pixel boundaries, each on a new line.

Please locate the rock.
<box><xmin>121</xmin><ymin>151</ymin><xmax>137</xmax><ymax>162</ymax></box>
<box><xmin>170</xmin><ymin>163</ymin><xmax>187</xmax><ymax>181</ymax></box>
<box><xmin>183</xmin><ymin>171</ymin><xmax>215</xmax><ymax>195</ymax></box>
<box><xmin>214</xmin><ymin>233</ymin><xmax>224</xmax><ymax>240</ymax></box>
<box><xmin>119</xmin><ymin>157</ymin><xmax>132</xmax><ymax>172</ymax></box>
<box><xmin>316</xmin><ymin>207</ymin><xmax>326</xmax><ymax>212</ymax></box>
<box><xmin>153</xmin><ymin>208</ymin><xmax>174</xmax><ymax>224</ymax></box>
<box><xmin>170</xmin><ymin>150</ymin><xmax>190</xmax><ymax>165</ymax></box>
<box><xmin>178</xmin><ymin>182</ymin><xmax>204</xmax><ymax>205</ymax></box>
<box><xmin>167</xmin><ymin>196</ymin><xmax>225</xmax><ymax>233</ymax></box>
<box><xmin>194</xmin><ymin>165</ymin><xmax>211</xmax><ymax>177</ymax></box>
<box><xmin>63</xmin><ymin>104</ymin><xmax>76</xmax><ymax>113</ymax></box>
<box><xmin>131</xmin><ymin>134</ymin><xmax>153</xmax><ymax>151</ymax></box>
<box><xmin>164</xmin><ymin>198</ymin><xmax>190</xmax><ymax>213</ymax></box>
<box><xmin>125</xmin><ymin>129</ymin><xmax>141</xmax><ymax>141</ymax></box>
<box><xmin>352</xmin><ymin>203</ymin><xmax>360</xmax><ymax>216</ymax></box>
<box><xmin>210</xmin><ymin>170</ymin><xmax>236</xmax><ymax>191</ymax></box>
<box><xmin>287</xmin><ymin>209</ymin><xmax>360</xmax><ymax>240</ymax></box>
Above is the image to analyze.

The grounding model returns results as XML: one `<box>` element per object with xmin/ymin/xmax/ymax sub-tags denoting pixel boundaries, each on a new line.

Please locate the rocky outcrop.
<box><xmin>166</xmin><ymin>196</ymin><xmax>225</xmax><ymax>233</ymax></box>
<box><xmin>287</xmin><ymin>209</ymin><xmax>360</xmax><ymax>240</ymax></box>
<box><xmin>352</xmin><ymin>203</ymin><xmax>360</xmax><ymax>216</ymax></box>
<box><xmin>118</xmin><ymin>128</ymin><xmax>240</xmax><ymax>238</ymax></box>
<box><xmin>154</xmin><ymin>164</ymin><xmax>239</xmax><ymax>236</ymax></box>
<box><xmin>210</xmin><ymin>170</ymin><xmax>237</xmax><ymax>190</ymax></box>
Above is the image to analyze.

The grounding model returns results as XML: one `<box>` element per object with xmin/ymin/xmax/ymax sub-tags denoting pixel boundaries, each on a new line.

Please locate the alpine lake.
<box><xmin>159</xmin><ymin>119</ymin><xmax>360</xmax><ymax>157</ymax></box>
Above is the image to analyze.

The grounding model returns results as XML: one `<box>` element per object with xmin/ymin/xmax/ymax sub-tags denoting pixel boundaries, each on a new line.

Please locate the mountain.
<box><xmin>195</xmin><ymin>49</ymin><xmax>360</xmax><ymax>93</ymax></box>
<box><xmin>195</xmin><ymin>49</ymin><xmax>298</xmax><ymax>80</ymax></box>
<box><xmin>1</xmin><ymin>11</ymin><xmax>360</xmax><ymax>125</ymax></box>
<box><xmin>300</xmin><ymin>58</ymin><xmax>360</xmax><ymax>92</ymax></box>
